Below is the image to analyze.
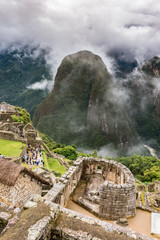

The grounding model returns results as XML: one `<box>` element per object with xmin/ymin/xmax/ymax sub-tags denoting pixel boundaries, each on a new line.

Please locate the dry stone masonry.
<box><xmin>44</xmin><ymin>157</ymin><xmax>136</xmax><ymax>220</ymax></box>
<box><xmin>0</xmin><ymin>157</ymin><xmax>156</xmax><ymax>239</ymax></box>
<box><xmin>0</xmin><ymin>102</ymin><xmax>42</xmax><ymax>146</ymax></box>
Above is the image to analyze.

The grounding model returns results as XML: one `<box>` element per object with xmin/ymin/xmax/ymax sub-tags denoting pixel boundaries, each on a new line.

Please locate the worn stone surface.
<box><xmin>148</xmin><ymin>181</ymin><xmax>160</xmax><ymax>193</ymax></box>
<box><xmin>30</xmin><ymin>194</ymin><xmax>42</xmax><ymax>203</ymax></box>
<box><xmin>0</xmin><ymin>201</ymin><xmax>8</xmax><ymax>209</ymax></box>
<box><xmin>27</xmin><ymin>216</ymin><xmax>50</xmax><ymax>240</ymax></box>
<box><xmin>24</xmin><ymin>201</ymin><xmax>37</xmax><ymax>209</ymax></box>
<box><xmin>13</xmin><ymin>208</ymin><xmax>21</xmax><ymax>214</ymax></box>
<box><xmin>116</xmin><ymin>218</ymin><xmax>128</xmax><ymax>226</ymax></box>
<box><xmin>0</xmin><ymin>212</ymin><xmax>11</xmax><ymax>221</ymax></box>
<box><xmin>0</xmin><ymin>172</ymin><xmax>42</xmax><ymax>208</ymax></box>
<box><xmin>54</xmin><ymin>208</ymin><xmax>155</xmax><ymax>240</ymax></box>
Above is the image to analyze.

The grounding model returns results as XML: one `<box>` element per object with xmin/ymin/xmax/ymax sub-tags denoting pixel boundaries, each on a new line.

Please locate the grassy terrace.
<box><xmin>47</xmin><ymin>157</ymin><xmax>66</xmax><ymax>175</ymax></box>
<box><xmin>0</xmin><ymin>138</ymin><xmax>67</xmax><ymax>176</ymax></box>
<box><xmin>22</xmin><ymin>151</ymin><xmax>67</xmax><ymax>176</ymax></box>
<box><xmin>0</xmin><ymin>139</ymin><xmax>24</xmax><ymax>157</ymax></box>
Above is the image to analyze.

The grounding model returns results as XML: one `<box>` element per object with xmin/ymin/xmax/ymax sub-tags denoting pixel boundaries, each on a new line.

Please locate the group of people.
<box><xmin>22</xmin><ymin>144</ymin><xmax>44</xmax><ymax>168</ymax></box>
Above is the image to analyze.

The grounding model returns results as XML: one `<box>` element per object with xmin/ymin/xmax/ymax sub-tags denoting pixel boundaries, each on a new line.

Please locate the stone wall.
<box><xmin>0</xmin><ymin>172</ymin><xmax>42</xmax><ymax>207</ymax></box>
<box><xmin>81</xmin><ymin>158</ymin><xmax>136</xmax><ymax>219</ymax></box>
<box><xmin>44</xmin><ymin>157</ymin><xmax>83</xmax><ymax>207</ymax></box>
<box><xmin>44</xmin><ymin>157</ymin><xmax>136</xmax><ymax>220</ymax></box>
<box><xmin>54</xmin><ymin>206</ymin><xmax>154</xmax><ymax>240</ymax></box>
<box><xmin>148</xmin><ymin>181</ymin><xmax>160</xmax><ymax>193</ymax></box>
<box><xmin>24</xmin><ymin>130</ymin><xmax>42</xmax><ymax>146</ymax></box>
<box><xmin>0</xmin><ymin>112</ymin><xmax>19</xmax><ymax>122</ymax></box>
<box><xmin>0</xmin><ymin>131</ymin><xmax>15</xmax><ymax>140</ymax></box>
<box><xmin>0</xmin><ymin>122</ymin><xmax>23</xmax><ymax>133</ymax></box>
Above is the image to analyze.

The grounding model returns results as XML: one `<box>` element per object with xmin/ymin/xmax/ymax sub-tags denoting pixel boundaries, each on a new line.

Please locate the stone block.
<box><xmin>27</xmin><ymin>216</ymin><xmax>50</xmax><ymax>240</ymax></box>
<box><xmin>24</xmin><ymin>201</ymin><xmax>37</xmax><ymax>209</ymax></box>
<box><xmin>0</xmin><ymin>212</ymin><xmax>11</xmax><ymax>221</ymax></box>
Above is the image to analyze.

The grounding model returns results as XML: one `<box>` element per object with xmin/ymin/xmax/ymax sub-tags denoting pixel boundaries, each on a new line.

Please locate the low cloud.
<box><xmin>27</xmin><ymin>78</ymin><xmax>53</xmax><ymax>91</ymax></box>
<box><xmin>97</xmin><ymin>145</ymin><xmax>119</xmax><ymax>158</ymax></box>
<box><xmin>0</xmin><ymin>0</ymin><xmax>160</xmax><ymax>73</ymax></box>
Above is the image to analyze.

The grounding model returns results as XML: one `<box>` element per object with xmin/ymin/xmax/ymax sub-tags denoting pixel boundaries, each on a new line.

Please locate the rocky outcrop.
<box><xmin>142</xmin><ymin>56</ymin><xmax>160</xmax><ymax>77</ymax></box>
<box><xmin>34</xmin><ymin>50</ymin><xmax>138</xmax><ymax>150</ymax></box>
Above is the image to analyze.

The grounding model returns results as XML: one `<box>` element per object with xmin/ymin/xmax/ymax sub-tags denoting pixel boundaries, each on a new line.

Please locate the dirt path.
<box><xmin>66</xmin><ymin>200</ymin><xmax>159</xmax><ymax>239</ymax></box>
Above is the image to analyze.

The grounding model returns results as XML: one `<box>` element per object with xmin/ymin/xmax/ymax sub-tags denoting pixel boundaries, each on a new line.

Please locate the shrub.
<box><xmin>54</xmin><ymin>146</ymin><xmax>78</xmax><ymax>160</ymax></box>
<box><xmin>11</xmin><ymin>107</ymin><xmax>31</xmax><ymax>125</ymax></box>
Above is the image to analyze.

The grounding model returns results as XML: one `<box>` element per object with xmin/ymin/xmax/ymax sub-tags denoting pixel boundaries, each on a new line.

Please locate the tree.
<box><xmin>54</xmin><ymin>146</ymin><xmax>78</xmax><ymax>160</ymax></box>
<box><xmin>144</xmin><ymin>166</ymin><xmax>160</xmax><ymax>182</ymax></box>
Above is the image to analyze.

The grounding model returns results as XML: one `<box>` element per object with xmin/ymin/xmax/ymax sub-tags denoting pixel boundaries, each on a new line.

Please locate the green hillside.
<box><xmin>0</xmin><ymin>46</ymin><xmax>52</xmax><ymax>117</ymax></box>
<box><xmin>34</xmin><ymin>50</ymin><xmax>139</xmax><ymax>151</ymax></box>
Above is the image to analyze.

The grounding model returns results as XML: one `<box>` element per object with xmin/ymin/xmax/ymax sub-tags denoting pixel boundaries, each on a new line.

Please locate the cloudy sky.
<box><xmin>0</xmin><ymin>0</ymin><xmax>160</xmax><ymax>70</ymax></box>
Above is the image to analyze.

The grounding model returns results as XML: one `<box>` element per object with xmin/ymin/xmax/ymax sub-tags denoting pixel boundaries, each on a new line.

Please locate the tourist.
<box><xmin>29</xmin><ymin>164</ymin><xmax>33</xmax><ymax>170</ymax></box>
<box><xmin>36</xmin><ymin>159</ymin><xmax>39</xmax><ymax>166</ymax></box>
<box><xmin>21</xmin><ymin>156</ymin><xmax>25</xmax><ymax>163</ymax></box>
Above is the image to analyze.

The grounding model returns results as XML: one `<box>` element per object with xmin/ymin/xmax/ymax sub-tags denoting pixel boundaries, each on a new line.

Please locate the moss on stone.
<box><xmin>0</xmin><ymin>202</ymin><xmax>50</xmax><ymax>240</ymax></box>
<box><xmin>53</xmin><ymin>212</ymin><xmax>135</xmax><ymax>240</ymax></box>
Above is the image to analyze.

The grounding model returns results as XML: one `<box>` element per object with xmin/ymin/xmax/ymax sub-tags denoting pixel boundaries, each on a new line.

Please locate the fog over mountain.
<box><xmin>0</xmin><ymin>0</ymin><xmax>160</xmax><ymax>155</ymax></box>
<box><xmin>0</xmin><ymin>0</ymin><xmax>160</xmax><ymax>81</ymax></box>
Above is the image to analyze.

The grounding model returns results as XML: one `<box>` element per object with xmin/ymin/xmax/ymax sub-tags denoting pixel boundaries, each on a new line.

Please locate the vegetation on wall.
<box><xmin>11</xmin><ymin>107</ymin><xmax>31</xmax><ymax>125</ymax></box>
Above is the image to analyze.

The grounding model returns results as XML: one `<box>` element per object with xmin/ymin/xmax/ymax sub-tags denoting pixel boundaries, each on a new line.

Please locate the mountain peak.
<box><xmin>33</xmin><ymin>51</ymin><xmax>138</xmax><ymax>150</ymax></box>
<box><xmin>142</xmin><ymin>56</ymin><xmax>160</xmax><ymax>77</ymax></box>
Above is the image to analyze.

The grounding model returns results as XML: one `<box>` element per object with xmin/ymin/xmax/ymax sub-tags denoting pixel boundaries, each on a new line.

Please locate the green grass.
<box><xmin>0</xmin><ymin>139</ymin><xmax>24</xmax><ymax>157</ymax></box>
<box><xmin>42</xmin><ymin>151</ymin><xmax>49</xmax><ymax>169</ymax></box>
<box><xmin>21</xmin><ymin>163</ymin><xmax>38</xmax><ymax>170</ymax></box>
<box><xmin>47</xmin><ymin>158</ymin><xmax>66</xmax><ymax>175</ymax></box>
<box><xmin>64</xmin><ymin>158</ymin><xmax>71</xmax><ymax>163</ymax></box>
<box><xmin>21</xmin><ymin>151</ymin><xmax>66</xmax><ymax>176</ymax></box>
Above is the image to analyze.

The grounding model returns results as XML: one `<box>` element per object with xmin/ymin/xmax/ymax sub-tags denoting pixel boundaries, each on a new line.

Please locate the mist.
<box><xmin>0</xmin><ymin>0</ymin><xmax>160</xmax><ymax>77</ymax></box>
<box><xmin>1</xmin><ymin>0</ymin><xmax>160</xmax><ymax>157</ymax></box>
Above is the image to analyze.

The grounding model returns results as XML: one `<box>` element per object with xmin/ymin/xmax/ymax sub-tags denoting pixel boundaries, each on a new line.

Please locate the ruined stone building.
<box><xmin>148</xmin><ymin>181</ymin><xmax>160</xmax><ymax>193</ymax></box>
<box><xmin>0</xmin><ymin>102</ymin><xmax>20</xmax><ymax>140</ymax></box>
<box><xmin>0</xmin><ymin>102</ymin><xmax>42</xmax><ymax>145</ymax></box>
<box><xmin>23</xmin><ymin>123</ymin><xmax>42</xmax><ymax>146</ymax></box>
<box><xmin>0</xmin><ymin>159</ymin><xmax>50</xmax><ymax>207</ymax></box>
<box><xmin>44</xmin><ymin>157</ymin><xmax>136</xmax><ymax>220</ymax></box>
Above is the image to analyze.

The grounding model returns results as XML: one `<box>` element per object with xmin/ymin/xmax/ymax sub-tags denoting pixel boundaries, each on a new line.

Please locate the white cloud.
<box><xmin>27</xmin><ymin>78</ymin><xmax>53</xmax><ymax>91</ymax></box>
<box><xmin>0</xmin><ymin>0</ymin><xmax>160</xmax><ymax>70</ymax></box>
